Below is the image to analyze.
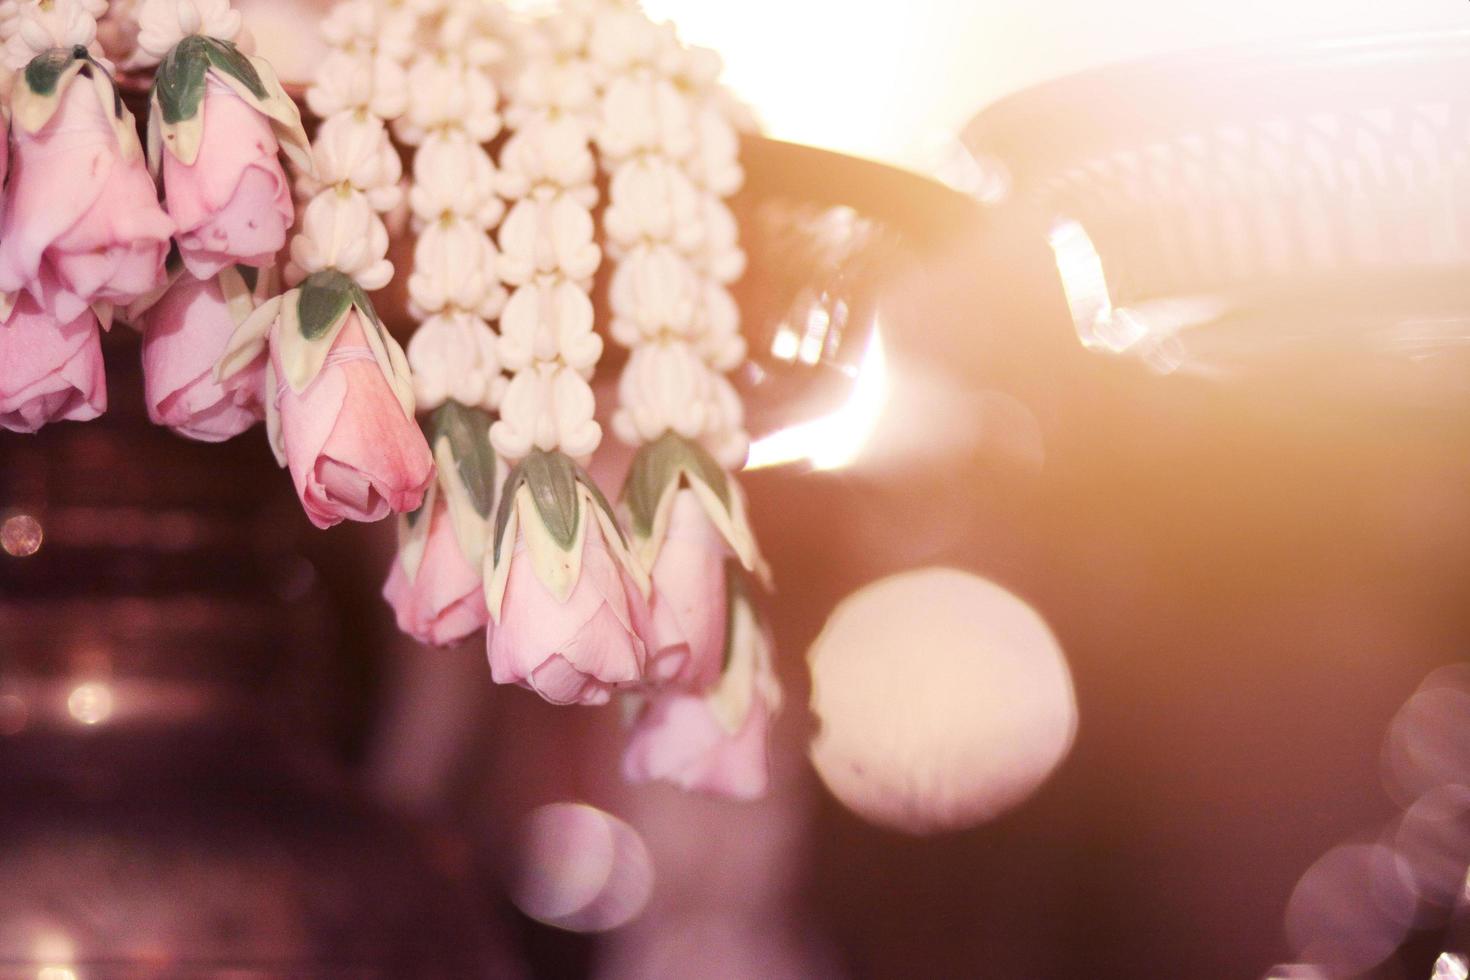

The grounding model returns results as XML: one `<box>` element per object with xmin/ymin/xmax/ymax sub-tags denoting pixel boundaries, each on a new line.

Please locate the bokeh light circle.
<box><xmin>1394</xmin><ymin>784</ymin><xmax>1470</xmax><ymax>910</ymax></box>
<box><xmin>1284</xmin><ymin>843</ymin><xmax>1417</xmax><ymax>976</ymax></box>
<box><xmin>512</xmin><ymin>803</ymin><xmax>654</xmax><ymax>934</ymax></box>
<box><xmin>1</xmin><ymin>513</ymin><xmax>42</xmax><ymax>557</ymax></box>
<box><xmin>807</xmin><ymin>567</ymin><xmax>1077</xmax><ymax>834</ymax></box>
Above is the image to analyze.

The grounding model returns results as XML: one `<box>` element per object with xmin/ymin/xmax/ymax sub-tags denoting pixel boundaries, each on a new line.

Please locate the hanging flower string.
<box><xmin>215</xmin><ymin>0</ymin><xmax>433</xmax><ymax>528</ymax></box>
<box><xmin>122</xmin><ymin>0</ymin><xmax>307</xmax><ymax>442</ymax></box>
<box><xmin>587</xmin><ymin>2</ymin><xmax>780</xmax><ymax>798</ymax></box>
<box><xmin>383</xmin><ymin>0</ymin><xmax>510</xmax><ymax>648</ymax></box>
<box><xmin>0</xmin><ymin>0</ymin><xmax>781</xmax><ymax>801</ymax></box>
<box><xmin>0</xmin><ymin>0</ymin><xmax>168</xmax><ymax>430</ymax></box>
<box><xmin>481</xmin><ymin>2</ymin><xmax>654</xmax><ymax>708</ymax></box>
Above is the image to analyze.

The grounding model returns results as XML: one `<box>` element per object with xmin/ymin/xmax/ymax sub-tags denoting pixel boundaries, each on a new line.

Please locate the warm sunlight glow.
<box><xmin>745</xmin><ymin>327</ymin><xmax>888</xmax><ymax>472</ymax></box>
<box><xmin>638</xmin><ymin>0</ymin><xmax>1461</xmax><ymax>172</ymax></box>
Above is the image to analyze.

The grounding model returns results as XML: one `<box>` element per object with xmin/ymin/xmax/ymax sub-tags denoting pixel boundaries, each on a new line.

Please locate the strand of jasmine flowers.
<box><xmin>666</xmin><ymin>38</ymin><xmax>752</xmax><ymax>468</ymax></box>
<box><xmin>583</xmin><ymin>2</ymin><xmax>781</xmax><ymax>798</ymax></box>
<box><xmin>375</xmin><ymin>0</ymin><xmax>513</xmax><ymax>649</ymax></box>
<box><xmin>488</xmin><ymin>0</ymin><xmax>605</xmax><ymax>463</ymax></box>
<box><xmin>288</xmin><ymin>0</ymin><xmax>417</xmax><ymax>290</ymax></box>
<box><xmin>200</xmin><ymin>0</ymin><xmax>435</xmax><ymax>531</ymax></box>
<box><xmin>395</xmin><ymin>0</ymin><xmax>508</xmax><ymax>415</ymax></box>
<box><xmin>589</xmin><ymin>3</ymin><xmax>748</xmax><ymax>470</ymax></box>
<box><xmin>1</xmin><ymin>0</ymin><xmax>108</xmax><ymax>70</ymax></box>
<box><xmin>125</xmin><ymin>0</ymin><xmax>241</xmax><ymax>69</ymax></box>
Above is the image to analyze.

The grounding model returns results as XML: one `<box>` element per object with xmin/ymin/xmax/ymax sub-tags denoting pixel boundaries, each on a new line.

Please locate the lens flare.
<box><xmin>745</xmin><ymin>327</ymin><xmax>888</xmax><ymax>472</ymax></box>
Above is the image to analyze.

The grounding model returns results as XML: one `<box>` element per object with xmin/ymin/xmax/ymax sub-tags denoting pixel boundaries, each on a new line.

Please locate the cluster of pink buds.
<box><xmin>0</xmin><ymin>0</ymin><xmax>780</xmax><ymax>802</ymax></box>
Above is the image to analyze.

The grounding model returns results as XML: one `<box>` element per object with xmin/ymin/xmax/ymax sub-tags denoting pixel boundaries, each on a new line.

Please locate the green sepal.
<box><xmin>492</xmin><ymin>450</ymin><xmax>625</xmax><ymax>566</ymax></box>
<box><xmin>494</xmin><ymin>450</ymin><xmax>580</xmax><ymax>562</ymax></box>
<box><xmin>297</xmin><ymin>269</ymin><xmax>357</xmax><ymax>341</ymax></box>
<box><xmin>13</xmin><ymin>49</ymin><xmax>138</xmax><ymax>160</ymax></box>
<box><xmin>395</xmin><ymin>477</ymin><xmax>438</xmax><ymax>583</ymax></box>
<box><xmin>153</xmin><ymin>35</ymin><xmax>267</xmax><ymax>127</ymax></box>
<box><xmin>433</xmin><ymin>402</ymin><xmax>498</xmax><ymax>519</ymax></box>
<box><xmin>274</xmin><ymin>269</ymin><xmax>391</xmax><ymax>395</ymax></box>
<box><xmin>708</xmin><ymin>566</ymin><xmax>781</xmax><ymax>736</ymax></box>
<box><xmin>620</xmin><ymin>432</ymin><xmax>768</xmax><ymax>587</ymax></box>
<box><xmin>24</xmin><ymin>46</ymin><xmax>83</xmax><ymax>98</ymax></box>
<box><xmin>623</xmin><ymin>432</ymin><xmax>731</xmax><ymax>540</ymax></box>
<box><xmin>148</xmin><ymin>35</ymin><xmax>311</xmax><ymax>174</ymax></box>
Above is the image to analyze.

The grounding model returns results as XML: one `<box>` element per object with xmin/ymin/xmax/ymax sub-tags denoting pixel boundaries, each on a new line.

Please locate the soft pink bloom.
<box><xmin>383</xmin><ymin>498</ymin><xmax>489</xmax><ymax>646</ymax></box>
<box><xmin>489</xmin><ymin>517</ymin><xmax>650</xmax><ymax>706</ymax></box>
<box><xmin>273</xmin><ymin>312</ymin><xmax>434</xmax><ymax>529</ymax></box>
<box><xmin>646</xmin><ymin>488</ymin><xmax>731</xmax><ymax>688</ymax></box>
<box><xmin>0</xmin><ymin>72</ymin><xmax>173</xmax><ymax>323</ymax></box>
<box><xmin>140</xmin><ymin>272</ymin><xmax>265</xmax><ymax>442</ymax></box>
<box><xmin>0</xmin><ymin>292</ymin><xmax>106</xmax><ymax>433</ymax></box>
<box><xmin>622</xmin><ymin>691</ymin><xmax>775</xmax><ymax>801</ymax></box>
<box><xmin>163</xmin><ymin>78</ymin><xmax>292</xmax><ymax>279</ymax></box>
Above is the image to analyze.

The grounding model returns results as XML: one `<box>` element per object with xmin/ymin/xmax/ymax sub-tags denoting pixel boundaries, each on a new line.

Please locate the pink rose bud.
<box><xmin>163</xmin><ymin>77</ymin><xmax>293</xmax><ymax>280</ymax></box>
<box><xmin>622</xmin><ymin>691</ymin><xmax>775</xmax><ymax>801</ymax></box>
<box><xmin>383</xmin><ymin>495</ymin><xmax>490</xmax><ymax>646</ymax></box>
<box><xmin>273</xmin><ymin>310</ymin><xmax>434</xmax><ymax>529</ymax></box>
<box><xmin>0</xmin><ymin>294</ymin><xmax>106</xmax><ymax>433</ymax></box>
<box><xmin>622</xmin><ymin>584</ymin><xmax>781</xmax><ymax>800</ymax></box>
<box><xmin>645</xmin><ymin>487</ymin><xmax>732</xmax><ymax>688</ymax></box>
<box><xmin>140</xmin><ymin>270</ymin><xmax>266</xmax><ymax>442</ymax></box>
<box><xmin>489</xmin><ymin>458</ymin><xmax>651</xmax><ymax>706</ymax></box>
<box><xmin>0</xmin><ymin>62</ymin><xmax>173</xmax><ymax>324</ymax></box>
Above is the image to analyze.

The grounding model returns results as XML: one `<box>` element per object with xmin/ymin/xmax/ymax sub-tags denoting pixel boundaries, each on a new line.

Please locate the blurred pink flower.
<box><xmin>140</xmin><ymin>271</ymin><xmax>265</xmax><ymax>442</ymax></box>
<box><xmin>624</xmin><ymin>578</ymin><xmax>780</xmax><ymax>800</ymax></box>
<box><xmin>0</xmin><ymin>70</ymin><xmax>172</xmax><ymax>323</ymax></box>
<box><xmin>646</xmin><ymin>488</ymin><xmax>731</xmax><ymax>689</ymax></box>
<box><xmin>383</xmin><ymin>497</ymin><xmax>489</xmax><ymax>646</ymax></box>
<box><xmin>273</xmin><ymin>311</ymin><xmax>433</xmax><ymax>528</ymax></box>
<box><xmin>0</xmin><ymin>293</ymin><xmax>105</xmax><ymax>433</ymax></box>
<box><xmin>163</xmin><ymin>78</ymin><xmax>292</xmax><ymax>279</ymax></box>
<box><xmin>490</xmin><ymin>512</ymin><xmax>649</xmax><ymax>706</ymax></box>
<box><xmin>622</xmin><ymin>691</ymin><xmax>775</xmax><ymax>801</ymax></box>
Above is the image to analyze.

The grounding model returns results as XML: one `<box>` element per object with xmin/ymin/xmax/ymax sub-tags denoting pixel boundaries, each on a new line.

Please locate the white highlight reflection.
<box><xmin>745</xmin><ymin>328</ymin><xmax>888</xmax><ymax>472</ymax></box>
<box><xmin>1048</xmin><ymin>219</ymin><xmax>1228</xmax><ymax>373</ymax></box>
<box><xmin>1435</xmin><ymin>953</ymin><xmax>1470</xmax><ymax>980</ymax></box>
<box><xmin>512</xmin><ymin>803</ymin><xmax>654</xmax><ymax>934</ymax></box>
<box><xmin>66</xmin><ymin>682</ymin><xmax>113</xmax><ymax>726</ymax></box>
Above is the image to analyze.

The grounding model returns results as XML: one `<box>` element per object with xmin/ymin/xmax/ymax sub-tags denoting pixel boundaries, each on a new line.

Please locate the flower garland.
<box><xmin>0</xmin><ymin>0</ymin><xmax>159</xmax><ymax>430</ymax></box>
<box><xmin>215</xmin><ymin>0</ymin><xmax>433</xmax><ymax>529</ymax></box>
<box><xmin>0</xmin><ymin>0</ymin><xmax>781</xmax><ymax>801</ymax></box>
<box><xmin>589</xmin><ymin>2</ymin><xmax>778</xmax><ymax>796</ymax></box>
<box><xmin>480</xmin><ymin>1</ymin><xmax>654</xmax><ymax>708</ymax></box>
<box><xmin>383</xmin><ymin>0</ymin><xmax>510</xmax><ymax>647</ymax></box>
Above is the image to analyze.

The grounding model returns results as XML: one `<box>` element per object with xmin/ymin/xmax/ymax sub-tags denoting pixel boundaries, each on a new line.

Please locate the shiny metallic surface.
<box><xmin>965</xmin><ymin>32</ymin><xmax>1470</xmax><ymax>381</ymax></box>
